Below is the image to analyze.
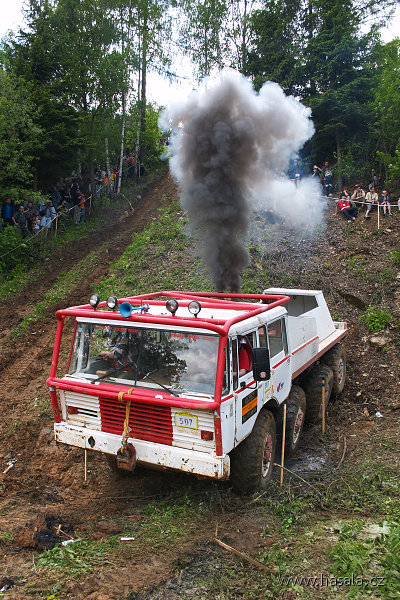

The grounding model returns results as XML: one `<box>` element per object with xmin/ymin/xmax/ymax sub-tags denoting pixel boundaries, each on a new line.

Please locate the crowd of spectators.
<box><xmin>311</xmin><ymin>162</ymin><xmax>399</xmax><ymax>224</ymax></box>
<box><xmin>1</xmin><ymin>151</ymin><xmax>148</xmax><ymax>241</ymax></box>
<box><xmin>0</xmin><ymin>173</ymin><xmax>87</xmax><ymax>238</ymax></box>
<box><xmin>334</xmin><ymin>182</ymin><xmax>399</xmax><ymax>224</ymax></box>
<box><xmin>94</xmin><ymin>153</ymin><xmax>145</xmax><ymax>196</ymax></box>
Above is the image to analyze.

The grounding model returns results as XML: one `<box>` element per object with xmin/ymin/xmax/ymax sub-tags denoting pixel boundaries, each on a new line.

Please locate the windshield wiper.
<box><xmin>141</xmin><ymin>370</ymin><xmax>179</xmax><ymax>396</ymax></box>
<box><xmin>91</xmin><ymin>361</ymin><xmax>130</xmax><ymax>383</ymax></box>
<box><xmin>91</xmin><ymin>364</ymin><xmax>179</xmax><ymax>396</ymax></box>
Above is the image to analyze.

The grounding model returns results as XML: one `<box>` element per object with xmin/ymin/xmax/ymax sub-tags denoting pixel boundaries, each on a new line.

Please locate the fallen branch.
<box><xmin>119</xmin><ymin>192</ymin><xmax>135</xmax><ymax>212</ymax></box>
<box><xmin>214</xmin><ymin>537</ymin><xmax>275</xmax><ymax>572</ymax></box>
<box><xmin>272</xmin><ymin>463</ymin><xmax>324</xmax><ymax>496</ymax></box>
<box><xmin>335</xmin><ymin>436</ymin><xmax>347</xmax><ymax>470</ymax></box>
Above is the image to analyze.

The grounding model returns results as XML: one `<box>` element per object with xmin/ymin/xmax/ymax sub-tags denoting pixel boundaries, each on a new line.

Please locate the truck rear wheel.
<box><xmin>303</xmin><ymin>364</ymin><xmax>333</xmax><ymax>425</ymax></box>
<box><xmin>230</xmin><ymin>409</ymin><xmax>276</xmax><ymax>494</ymax></box>
<box><xmin>282</xmin><ymin>385</ymin><xmax>306</xmax><ymax>457</ymax></box>
<box><xmin>321</xmin><ymin>343</ymin><xmax>346</xmax><ymax>395</ymax></box>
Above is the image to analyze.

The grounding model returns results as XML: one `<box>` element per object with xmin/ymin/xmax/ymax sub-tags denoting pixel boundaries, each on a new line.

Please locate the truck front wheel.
<box><xmin>230</xmin><ymin>409</ymin><xmax>276</xmax><ymax>494</ymax></box>
<box><xmin>303</xmin><ymin>364</ymin><xmax>333</xmax><ymax>425</ymax></box>
<box><xmin>321</xmin><ymin>343</ymin><xmax>346</xmax><ymax>395</ymax></box>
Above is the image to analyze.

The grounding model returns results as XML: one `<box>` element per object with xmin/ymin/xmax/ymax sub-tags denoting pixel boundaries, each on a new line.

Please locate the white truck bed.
<box><xmin>265</xmin><ymin>287</ymin><xmax>347</xmax><ymax>378</ymax></box>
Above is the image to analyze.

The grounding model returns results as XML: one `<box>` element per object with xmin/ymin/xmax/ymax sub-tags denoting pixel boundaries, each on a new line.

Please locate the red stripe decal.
<box><xmin>292</xmin><ymin>336</ymin><xmax>319</xmax><ymax>355</ymax></box>
<box><xmin>272</xmin><ymin>355</ymin><xmax>291</xmax><ymax>369</ymax></box>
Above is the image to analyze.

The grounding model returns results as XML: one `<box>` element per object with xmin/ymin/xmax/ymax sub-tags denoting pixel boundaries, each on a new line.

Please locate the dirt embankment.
<box><xmin>0</xmin><ymin>174</ymin><xmax>399</xmax><ymax>600</ymax></box>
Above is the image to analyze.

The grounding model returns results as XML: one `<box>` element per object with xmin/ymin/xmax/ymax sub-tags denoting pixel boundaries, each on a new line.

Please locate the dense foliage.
<box><xmin>0</xmin><ymin>0</ymin><xmax>170</xmax><ymax>199</ymax></box>
<box><xmin>0</xmin><ymin>0</ymin><xmax>399</xmax><ymax>203</ymax></box>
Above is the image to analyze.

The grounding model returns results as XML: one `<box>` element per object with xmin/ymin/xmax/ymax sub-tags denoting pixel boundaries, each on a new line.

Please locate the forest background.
<box><xmin>1</xmin><ymin>0</ymin><xmax>400</xmax><ymax>227</ymax></box>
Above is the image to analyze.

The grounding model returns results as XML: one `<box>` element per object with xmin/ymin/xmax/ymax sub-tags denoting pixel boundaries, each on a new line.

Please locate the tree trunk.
<box><xmin>307</xmin><ymin>1</ymin><xmax>316</xmax><ymax>96</ymax></box>
<box><xmin>335</xmin><ymin>127</ymin><xmax>342</xmax><ymax>190</ymax></box>
<box><xmin>87</xmin><ymin>117</ymin><xmax>96</xmax><ymax>201</ymax></box>
<box><xmin>118</xmin><ymin>99</ymin><xmax>126</xmax><ymax>194</ymax></box>
<box><xmin>105</xmin><ymin>135</ymin><xmax>111</xmax><ymax>196</ymax></box>
<box><xmin>139</xmin><ymin>0</ymin><xmax>148</xmax><ymax>168</ymax></box>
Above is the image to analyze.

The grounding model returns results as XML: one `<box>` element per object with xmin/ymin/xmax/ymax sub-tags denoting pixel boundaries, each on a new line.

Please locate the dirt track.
<box><xmin>1</xmin><ymin>173</ymin><xmax>399</xmax><ymax>599</ymax></box>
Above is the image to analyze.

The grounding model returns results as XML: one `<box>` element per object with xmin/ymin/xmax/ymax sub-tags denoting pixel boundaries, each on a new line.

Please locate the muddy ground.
<box><xmin>0</xmin><ymin>173</ymin><xmax>399</xmax><ymax>599</ymax></box>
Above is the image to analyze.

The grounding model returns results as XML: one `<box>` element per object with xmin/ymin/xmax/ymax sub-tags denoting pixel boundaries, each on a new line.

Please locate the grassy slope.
<box><xmin>34</xmin><ymin>199</ymin><xmax>399</xmax><ymax>600</ymax></box>
<box><xmin>5</xmin><ymin>191</ymin><xmax>399</xmax><ymax>600</ymax></box>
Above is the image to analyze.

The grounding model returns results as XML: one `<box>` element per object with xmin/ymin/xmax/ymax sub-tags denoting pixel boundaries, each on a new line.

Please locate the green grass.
<box><xmin>94</xmin><ymin>200</ymin><xmax>213</xmax><ymax>299</ymax></box>
<box><xmin>328</xmin><ymin>519</ymin><xmax>400</xmax><ymax>598</ymax></box>
<box><xmin>0</xmin><ymin>217</ymin><xmax>102</xmax><ymax>298</ymax></box>
<box><xmin>359</xmin><ymin>305</ymin><xmax>392</xmax><ymax>333</ymax></box>
<box><xmin>36</xmin><ymin>537</ymin><xmax>119</xmax><ymax>578</ymax></box>
<box><xmin>389</xmin><ymin>249</ymin><xmax>400</xmax><ymax>266</ymax></box>
<box><xmin>12</xmin><ymin>243</ymin><xmax>109</xmax><ymax>338</ymax></box>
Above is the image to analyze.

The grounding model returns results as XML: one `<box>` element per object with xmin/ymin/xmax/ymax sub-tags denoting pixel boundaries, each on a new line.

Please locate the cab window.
<box><xmin>267</xmin><ymin>319</ymin><xmax>288</xmax><ymax>358</ymax></box>
<box><xmin>257</xmin><ymin>326</ymin><xmax>267</xmax><ymax>348</ymax></box>
<box><xmin>231</xmin><ymin>333</ymin><xmax>255</xmax><ymax>390</ymax></box>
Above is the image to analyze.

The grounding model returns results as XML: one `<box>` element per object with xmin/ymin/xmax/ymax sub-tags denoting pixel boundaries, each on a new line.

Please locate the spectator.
<box><xmin>40</xmin><ymin>201</ymin><xmax>55</xmax><ymax>234</ymax></box>
<box><xmin>25</xmin><ymin>201</ymin><xmax>37</xmax><ymax>233</ymax></box>
<box><xmin>12</xmin><ymin>204</ymin><xmax>30</xmax><ymax>237</ymax></box>
<box><xmin>335</xmin><ymin>197</ymin><xmax>358</xmax><ymax>223</ymax></box>
<box><xmin>58</xmin><ymin>199</ymin><xmax>70</xmax><ymax>217</ymax></box>
<box><xmin>1</xmin><ymin>197</ymin><xmax>14</xmax><ymax>226</ymax></box>
<box><xmin>128</xmin><ymin>154</ymin><xmax>136</xmax><ymax>178</ymax></box>
<box><xmin>351</xmin><ymin>184</ymin><xmax>365</xmax><ymax>207</ymax></box>
<box><xmin>32</xmin><ymin>215</ymin><xmax>41</xmax><ymax>232</ymax></box>
<box><xmin>70</xmin><ymin>179</ymin><xmax>80</xmax><ymax>224</ymax></box>
<box><xmin>79</xmin><ymin>191</ymin><xmax>86</xmax><ymax>222</ymax></box>
<box><xmin>369</xmin><ymin>171</ymin><xmax>379</xmax><ymax>191</ymax></box>
<box><xmin>140</xmin><ymin>162</ymin><xmax>146</xmax><ymax>177</ymax></box>
<box><xmin>380</xmin><ymin>190</ymin><xmax>392</xmax><ymax>216</ymax></box>
<box><xmin>322</xmin><ymin>161</ymin><xmax>334</xmax><ymax>196</ymax></box>
<box><xmin>64</xmin><ymin>185</ymin><xmax>72</xmax><ymax>211</ymax></box>
<box><xmin>56</xmin><ymin>177</ymin><xmax>66</xmax><ymax>201</ymax></box>
<box><xmin>365</xmin><ymin>186</ymin><xmax>378</xmax><ymax>218</ymax></box>
<box><xmin>51</xmin><ymin>185</ymin><xmax>61</xmax><ymax>210</ymax></box>
<box><xmin>339</xmin><ymin>187</ymin><xmax>351</xmax><ymax>201</ymax></box>
<box><xmin>289</xmin><ymin>159</ymin><xmax>302</xmax><ymax>186</ymax></box>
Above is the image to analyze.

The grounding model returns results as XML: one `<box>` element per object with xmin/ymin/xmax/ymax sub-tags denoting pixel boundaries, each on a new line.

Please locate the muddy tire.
<box><xmin>230</xmin><ymin>409</ymin><xmax>276</xmax><ymax>494</ymax></box>
<box><xmin>303</xmin><ymin>364</ymin><xmax>333</xmax><ymax>425</ymax></box>
<box><xmin>281</xmin><ymin>385</ymin><xmax>306</xmax><ymax>457</ymax></box>
<box><xmin>321</xmin><ymin>343</ymin><xmax>346</xmax><ymax>395</ymax></box>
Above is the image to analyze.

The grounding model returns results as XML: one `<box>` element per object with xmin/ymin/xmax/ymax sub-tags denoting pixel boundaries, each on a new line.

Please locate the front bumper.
<box><xmin>54</xmin><ymin>422</ymin><xmax>230</xmax><ymax>480</ymax></box>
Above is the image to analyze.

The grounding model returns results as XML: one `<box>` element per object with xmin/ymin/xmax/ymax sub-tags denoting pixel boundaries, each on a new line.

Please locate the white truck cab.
<box><xmin>47</xmin><ymin>290</ymin><xmax>347</xmax><ymax>492</ymax></box>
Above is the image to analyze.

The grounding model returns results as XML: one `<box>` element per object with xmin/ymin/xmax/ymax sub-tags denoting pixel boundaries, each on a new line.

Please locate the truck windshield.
<box><xmin>68</xmin><ymin>322</ymin><xmax>220</xmax><ymax>396</ymax></box>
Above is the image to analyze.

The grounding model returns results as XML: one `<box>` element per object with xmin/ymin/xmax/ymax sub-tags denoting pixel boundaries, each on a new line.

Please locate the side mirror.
<box><xmin>252</xmin><ymin>347</ymin><xmax>271</xmax><ymax>381</ymax></box>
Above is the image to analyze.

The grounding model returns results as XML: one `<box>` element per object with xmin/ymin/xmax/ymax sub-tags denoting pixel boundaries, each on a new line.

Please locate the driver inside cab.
<box><xmin>238</xmin><ymin>337</ymin><xmax>252</xmax><ymax>377</ymax></box>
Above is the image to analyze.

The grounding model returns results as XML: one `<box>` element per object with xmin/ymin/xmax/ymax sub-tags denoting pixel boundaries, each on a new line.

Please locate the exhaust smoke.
<box><xmin>160</xmin><ymin>69</ymin><xmax>320</xmax><ymax>292</ymax></box>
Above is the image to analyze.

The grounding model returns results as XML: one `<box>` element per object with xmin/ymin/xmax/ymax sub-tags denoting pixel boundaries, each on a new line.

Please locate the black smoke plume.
<box><xmin>160</xmin><ymin>70</ymin><xmax>316</xmax><ymax>292</ymax></box>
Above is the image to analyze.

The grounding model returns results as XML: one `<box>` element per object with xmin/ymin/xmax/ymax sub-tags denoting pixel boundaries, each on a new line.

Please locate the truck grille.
<box><xmin>99</xmin><ymin>398</ymin><xmax>172</xmax><ymax>446</ymax></box>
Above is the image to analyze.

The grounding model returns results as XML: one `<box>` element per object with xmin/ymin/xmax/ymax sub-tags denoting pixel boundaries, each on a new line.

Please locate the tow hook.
<box><xmin>116</xmin><ymin>443</ymin><xmax>136</xmax><ymax>472</ymax></box>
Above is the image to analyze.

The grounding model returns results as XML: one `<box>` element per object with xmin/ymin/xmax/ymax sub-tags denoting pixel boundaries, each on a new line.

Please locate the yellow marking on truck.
<box><xmin>242</xmin><ymin>396</ymin><xmax>258</xmax><ymax>416</ymax></box>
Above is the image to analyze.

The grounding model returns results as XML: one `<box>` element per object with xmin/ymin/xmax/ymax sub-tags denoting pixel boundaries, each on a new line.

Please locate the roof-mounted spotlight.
<box><xmin>89</xmin><ymin>294</ymin><xmax>100</xmax><ymax>309</ymax></box>
<box><xmin>106</xmin><ymin>295</ymin><xmax>118</xmax><ymax>310</ymax></box>
<box><xmin>188</xmin><ymin>300</ymin><xmax>201</xmax><ymax>317</ymax></box>
<box><xmin>166</xmin><ymin>298</ymin><xmax>179</xmax><ymax>316</ymax></box>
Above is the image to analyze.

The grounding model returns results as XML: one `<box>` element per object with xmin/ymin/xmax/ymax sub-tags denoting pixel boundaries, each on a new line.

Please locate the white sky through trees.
<box><xmin>1</xmin><ymin>0</ymin><xmax>399</xmax><ymax>106</ymax></box>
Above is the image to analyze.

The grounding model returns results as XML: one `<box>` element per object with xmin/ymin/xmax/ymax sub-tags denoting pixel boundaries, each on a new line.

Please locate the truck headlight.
<box><xmin>89</xmin><ymin>294</ymin><xmax>100</xmax><ymax>308</ymax></box>
<box><xmin>166</xmin><ymin>299</ymin><xmax>179</xmax><ymax>316</ymax></box>
<box><xmin>106</xmin><ymin>296</ymin><xmax>118</xmax><ymax>310</ymax></box>
<box><xmin>188</xmin><ymin>300</ymin><xmax>201</xmax><ymax>317</ymax></box>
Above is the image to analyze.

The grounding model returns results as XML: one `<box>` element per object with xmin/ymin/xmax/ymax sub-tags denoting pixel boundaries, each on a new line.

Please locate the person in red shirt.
<box><xmin>238</xmin><ymin>338</ymin><xmax>252</xmax><ymax>376</ymax></box>
<box><xmin>335</xmin><ymin>194</ymin><xmax>358</xmax><ymax>223</ymax></box>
